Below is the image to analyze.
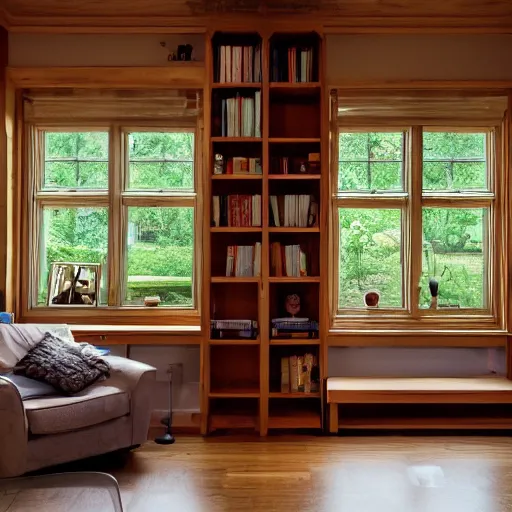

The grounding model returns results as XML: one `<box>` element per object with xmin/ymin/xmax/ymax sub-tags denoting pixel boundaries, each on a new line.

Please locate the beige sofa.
<box><xmin>0</xmin><ymin>356</ymin><xmax>156</xmax><ymax>478</ymax></box>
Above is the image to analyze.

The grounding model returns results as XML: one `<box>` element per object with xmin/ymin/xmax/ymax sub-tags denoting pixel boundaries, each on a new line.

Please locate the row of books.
<box><xmin>270</xmin><ymin>242</ymin><xmax>307</xmax><ymax>278</ymax></box>
<box><xmin>212</xmin><ymin>194</ymin><xmax>262</xmax><ymax>227</ymax></box>
<box><xmin>271</xmin><ymin>46</ymin><xmax>316</xmax><ymax>83</ymax></box>
<box><xmin>281</xmin><ymin>353</ymin><xmax>319</xmax><ymax>393</ymax></box>
<box><xmin>270</xmin><ymin>154</ymin><xmax>320</xmax><ymax>175</ymax></box>
<box><xmin>220</xmin><ymin>92</ymin><xmax>261</xmax><ymax>138</ymax></box>
<box><xmin>215</xmin><ymin>44</ymin><xmax>262</xmax><ymax>83</ymax></box>
<box><xmin>210</xmin><ymin>319</ymin><xmax>258</xmax><ymax>339</ymax></box>
<box><xmin>213</xmin><ymin>154</ymin><xmax>262</xmax><ymax>175</ymax></box>
<box><xmin>226</xmin><ymin>243</ymin><xmax>262</xmax><ymax>277</ymax></box>
<box><xmin>272</xmin><ymin>318</ymin><xmax>319</xmax><ymax>339</ymax></box>
<box><xmin>270</xmin><ymin>194</ymin><xmax>318</xmax><ymax>228</ymax></box>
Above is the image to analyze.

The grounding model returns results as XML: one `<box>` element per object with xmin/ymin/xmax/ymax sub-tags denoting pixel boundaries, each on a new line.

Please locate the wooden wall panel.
<box><xmin>0</xmin><ymin>28</ymin><xmax>8</xmax><ymax>310</ymax></box>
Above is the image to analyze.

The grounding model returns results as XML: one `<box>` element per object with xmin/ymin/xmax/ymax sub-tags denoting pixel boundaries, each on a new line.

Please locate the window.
<box><xmin>333</xmin><ymin>117</ymin><xmax>503</xmax><ymax>329</ymax></box>
<box><xmin>28</xmin><ymin>127</ymin><xmax>198</xmax><ymax>322</ymax></box>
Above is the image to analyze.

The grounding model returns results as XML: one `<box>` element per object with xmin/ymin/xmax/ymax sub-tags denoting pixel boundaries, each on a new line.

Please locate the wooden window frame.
<box><xmin>20</xmin><ymin>120</ymin><xmax>203</xmax><ymax>326</ymax></box>
<box><xmin>330</xmin><ymin>116</ymin><xmax>506</xmax><ymax>332</ymax></box>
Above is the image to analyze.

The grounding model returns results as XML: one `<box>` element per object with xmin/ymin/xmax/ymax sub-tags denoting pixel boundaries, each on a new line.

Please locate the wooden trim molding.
<box><xmin>7</xmin><ymin>65</ymin><xmax>205</xmax><ymax>89</ymax></box>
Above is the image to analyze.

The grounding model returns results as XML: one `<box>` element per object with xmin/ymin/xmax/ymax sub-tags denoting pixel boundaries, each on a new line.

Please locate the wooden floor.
<box><xmin>6</xmin><ymin>435</ymin><xmax>512</xmax><ymax>511</ymax></box>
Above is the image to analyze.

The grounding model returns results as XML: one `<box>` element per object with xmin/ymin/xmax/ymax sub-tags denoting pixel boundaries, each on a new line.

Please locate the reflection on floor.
<box><xmin>6</xmin><ymin>435</ymin><xmax>512</xmax><ymax>512</ymax></box>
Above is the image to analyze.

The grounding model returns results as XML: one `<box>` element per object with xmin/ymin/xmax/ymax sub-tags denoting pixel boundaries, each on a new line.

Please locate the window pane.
<box><xmin>421</xmin><ymin>208</ymin><xmax>487</xmax><ymax>309</ymax></box>
<box><xmin>338</xmin><ymin>132</ymin><xmax>403</xmax><ymax>191</ymax></box>
<box><xmin>125</xmin><ymin>207</ymin><xmax>194</xmax><ymax>307</ymax></box>
<box><xmin>39</xmin><ymin>207</ymin><xmax>108</xmax><ymax>305</ymax></box>
<box><xmin>127</xmin><ymin>132</ymin><xmax>194</xmax><ymax>190</ymax></box>
<box><xmin>339</xmin><ymin>209</ymin><xmax>402</xmax><ymax>308</ymax></box>
<box><xmin>44</xmin><ymin>132</ymin><xmax>109</xmax><ymax>189</ymax></box>
<box><xmin>423</xmin><ymin>132</ymin><xmax>487</xmax><ymax>191</ymax></box>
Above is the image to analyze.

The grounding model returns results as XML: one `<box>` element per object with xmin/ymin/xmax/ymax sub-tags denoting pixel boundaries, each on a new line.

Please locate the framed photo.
<box><xmin>47</xmin><ymin>263</ymin><xmax>101</xmax><ymax>307</ymax></box>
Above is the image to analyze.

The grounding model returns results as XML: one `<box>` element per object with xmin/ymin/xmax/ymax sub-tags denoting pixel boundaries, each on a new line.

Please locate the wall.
<box><xmin>7</xmin><ymin>32</ymin><xmax>510</xmax><ymax>380</ymax></box>
<box><xmin>327</xmin><ymin>33</ymin><xmax>510</xmax><ymax>376</ymax></box>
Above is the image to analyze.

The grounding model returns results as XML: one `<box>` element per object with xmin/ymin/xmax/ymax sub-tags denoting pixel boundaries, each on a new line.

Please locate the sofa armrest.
<box><xmin>0</xmin><ymin>376</ymin><xmax>28</xmax><ymax>478</ymax></box>
<box><xmin>104</xmin><ymin>355</ymin><xmax>156</xmax><ymax>392</ymax></box>
<box><xmin>103</xmin><ymin>356</ymin><xmax>156</xmax><ymax>444</ymax></box>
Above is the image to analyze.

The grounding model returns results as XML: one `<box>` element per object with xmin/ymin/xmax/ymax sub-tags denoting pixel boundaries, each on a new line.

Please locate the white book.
<box><xmin>301</xmin><ymin>51</ymin><xmax>307</xmax><ymax>82</ymax></box>
<box><xmin>226</xmin><ymin>46</ymin><xmax>232</xmax><ymax>82</ymax></box>
<box><xmin>270</xmin><ymin>195</ymin><xmax>280</xmax><ymax>227</ymax></box>
<box><xmin>220</xmin><ymin>46</ymin><xmax>226</xmax><ymax>83</ymax></box>
<box><xmin>254</xmin><ymin>91</ymin><xmax>261</xmax><ymax>137</ymax></box>
<box><xmin>213</xmin><ymin>195</ymin><xmax>220</xmax><ymax>227</ymax></box>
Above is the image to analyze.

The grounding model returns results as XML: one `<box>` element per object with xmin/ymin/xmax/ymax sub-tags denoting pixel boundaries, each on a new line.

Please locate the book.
<box><xmin>226</xmin><ymin>243</ymin><xmax>262</xmax><ymax>277</ymax></box>
<box><xmin>219</xmin><ymin>92</ymin><xmax>261</xmax><ymax>138</ymax></box>
<box><xmin>269</xmin><ymin>194</ymin><xmax>317</xmax><ymax>228</ymax></box>
<box><xmin>212</xmin><ymin>194</ymin><xmax>261</xmax><ymax>227</ymax></box>
<box><xmin>270</xmin><ymin>242</ymin><xmax>308</xmax><ymax>277</ymax></box>
<box><xmin>216</xmin><ymin>44</ymin><xmax>262</xmax><ymax>83</ymax></box>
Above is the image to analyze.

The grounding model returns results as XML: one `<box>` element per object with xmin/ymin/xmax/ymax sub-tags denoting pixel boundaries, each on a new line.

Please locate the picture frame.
<box><xmin>47</xmin><ymin>262</ymin><xmax>101</xmax><ymax>307</ymax></box>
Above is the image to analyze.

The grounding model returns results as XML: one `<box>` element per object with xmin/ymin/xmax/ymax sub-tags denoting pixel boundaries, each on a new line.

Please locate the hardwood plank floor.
<box><xmin>8</xmin><ymin>435</ymin><xmax>512</xmax><ymax>511</ymax></box>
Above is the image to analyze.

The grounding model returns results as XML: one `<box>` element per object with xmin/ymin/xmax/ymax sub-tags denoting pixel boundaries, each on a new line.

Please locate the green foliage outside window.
<box><xmin>338</xmin><ymin>131</ymin><xmax>488</xmax><ymax>310</ymax></box>
<box><xmin>39</xmin><ymin>131</ymin><xmax>195</xmax><ymax>308</ymax></box>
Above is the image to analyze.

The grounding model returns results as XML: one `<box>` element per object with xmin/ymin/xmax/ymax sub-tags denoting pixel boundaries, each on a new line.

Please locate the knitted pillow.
<box><xmin>13</xmin><ymin>333</ymin><xmax>110</xmax><ymax>395</ymax></box>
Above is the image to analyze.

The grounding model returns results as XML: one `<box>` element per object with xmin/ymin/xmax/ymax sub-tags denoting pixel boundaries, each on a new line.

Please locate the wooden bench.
<box><xmin>326</xmin><ymin>377</ymin><xmax>512</xmax><ymax>433</ymax></box>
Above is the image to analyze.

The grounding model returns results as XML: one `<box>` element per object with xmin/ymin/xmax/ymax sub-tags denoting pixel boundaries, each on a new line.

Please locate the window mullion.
<box><xmin>410</xmin><ymin>125</ymin><xmax>423</xmax><ymax>319</ymax></box>
<box><xmin>108</xmin><ymin>125</ymin><xmax>123</xmax><ymax>307</ymax></box>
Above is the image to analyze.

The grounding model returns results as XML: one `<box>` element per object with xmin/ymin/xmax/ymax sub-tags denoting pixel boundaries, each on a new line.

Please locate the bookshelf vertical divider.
<box><xmin>205</xmin><ymin>29</ymin><xmax>324</xmax><ymax>434</ymax></box>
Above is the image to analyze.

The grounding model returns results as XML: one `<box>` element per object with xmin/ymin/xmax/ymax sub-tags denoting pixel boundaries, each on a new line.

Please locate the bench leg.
<box><xmin>329</xmin><ymin>403</ymin><xmax>338</xmax><ymax>434</ymax></box>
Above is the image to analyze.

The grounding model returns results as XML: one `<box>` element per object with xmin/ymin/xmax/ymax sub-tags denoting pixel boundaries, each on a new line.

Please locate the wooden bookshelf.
<box><xmin>204</xmin><ymin>30</ymin><xmax>324</xmax><ymax>435</ymax></box>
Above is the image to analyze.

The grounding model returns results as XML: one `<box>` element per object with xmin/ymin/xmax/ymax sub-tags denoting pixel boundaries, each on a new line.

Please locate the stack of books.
<box><xmin>271</xmin><ymin>317</ymin><xmax>319</xmax><ymax>339</ymax></box>
<box><xmin>271</xmin><ymin>46</ymin><xmax>315</xmax><ymax>83</ymax></box>
<box><xmin>226</xmin><ymin>243</ymin><xmax>262</xmax><ymax>277</ymax></box>
<box><xmin>269</xmin><ymin>194</ymin><xmax>318</xmax><ymax>227</ymax></box>
<box><xmin>270</xmin><ymin>242</ymin><xmax>307</xmax><ymax>277</ymax></box>
<box><xmin>210</xmin><ymin>319</ymin><xmax>258</xmax><ymax>339</ymax></box>
<box><xmin>220</xmin><ymin>92</ymin><xmax>262</xmax><ymax>137</ymax></box>
<box><xmin>213</xmin><ymin>154</ymin><xmax>262</xmax><ymax>175</ymax></box>
<box><xmin>212</xmin><ymin>194</ymin><xmax>262</xmax><ymax>227</ymax></box>
<box><xmin>216</xmin><ymin>44</ymin><xmax>262</xmax><ymax>83</ymax></box>
<box><xmin>280</xmin><ymin>353</ymin><xmax>319</xmax><ymax>393</ymax></box>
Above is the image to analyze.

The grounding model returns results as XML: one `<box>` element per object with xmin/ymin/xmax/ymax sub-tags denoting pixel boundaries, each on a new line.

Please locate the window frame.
<box><xmin>330</xmin><ymin>109</ymin><xmax>505</xmax><ymax>331</ymax></box>
<box><xmin>21</xmin><ymin>120</ymin><xmax>202</xmax><ymax>326</ymax></box>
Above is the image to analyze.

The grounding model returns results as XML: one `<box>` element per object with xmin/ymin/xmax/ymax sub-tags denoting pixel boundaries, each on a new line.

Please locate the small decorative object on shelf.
<box><xmin>48</xmin><ymin>263</ymin><xmax>100</xmax><ymax>307</ymax></box>
<box><xmin>210</xmin><ymin>319</ymin><xmax>259</xmax><ymax>339</ymax></box>
<box><xmin>285</xmin><ymin>294</ymin><xmax>301</xmax><ymax>316</ymax></box>
<box><xmin>283</xmin><ymin>353</ymin><xmax>319</xmax><ymax>393</ymax></box>
<box><xmin>364</xmin><ymin>290</ymin><xmax>380</xmax><ymax>308</ymax></box>
<box><xmin>429</xmin><ymin>278</ymin><xmax>439</xmax><ymax>309</ymax></box>
<box><xmin>177</xmin><ymin>44</ymin><xmax>193</xmax><ymax>61</ymax></box>
<box><xmin>144</xmin><ymin>296</ymin><xmax>161</xmax><ymax>307</ymax></box>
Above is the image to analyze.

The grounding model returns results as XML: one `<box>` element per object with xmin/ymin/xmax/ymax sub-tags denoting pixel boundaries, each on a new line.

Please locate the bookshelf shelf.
<box><xmin>268</xmin><ymin>277</ymin><xmax>320</xmax><ymax>283</ymax></box>
<box><xmin>205</xmin><ymin>30</ymin><xmax>324</xmax><ymax>436</ymax></box>
<box><xmin>269</xmin><ymin>392</ymin><xmax>321</xmax><ymax>399</ymax></box>
<box><xmin>268</xmin><ymin>227</ymin><xmax>320</xmax><ymax>233</ymax></box>
<box><xmin>269</xmin><ymin>137</ymin><xmax>321</xmax><ymax>143</ymax></box>
<box><xmin>209</xmin><ymin>389</ymin><xmax>260</xmax><ymax>398</ymax></box>
<box><xmin>209</xmin><ymin>339</ymin><xmax>261</xmax><ymax>345</ymax></box>
<box><xmin>211</xmin><ymin>277</ymin><xmax>261</xmax><ymax>283</ymax></box>
<box><xmin>212</xmin><ymin>83</ymin><xmax>262</xmax><ymax>89</ymax></box>
<box><xmin>268</xmin><ymin>174</ymin><xmax>321</xmax><ymax>180</ymax></box>
<box><xmin>211</xmin><ymin>137</ymin><xmax>262</xmax><ymax>143</ymax></box>
<box><xmin>212</xmin><ymin>174</ymin><xmax>263</xmax><ymax>180</ymax></box>
<box><xmin>211</xmin><ymin>227</ymin><xmax>262</xmax><ymax>233</ymax></box>
<box><xmin>270</xmin><ymin>339</ymin><xmax>321</xmax><ymax>345</ymax></box>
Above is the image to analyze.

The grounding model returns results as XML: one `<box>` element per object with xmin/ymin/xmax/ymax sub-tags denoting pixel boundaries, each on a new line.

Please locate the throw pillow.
<box><xmin>13</xmin><ymin>333</ymin><xmax>110</xmax><ymax>395</ymax></box>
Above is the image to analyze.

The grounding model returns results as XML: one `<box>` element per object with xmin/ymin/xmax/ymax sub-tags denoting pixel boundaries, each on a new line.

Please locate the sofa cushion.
<box><xmin>24</xmin><ymin>381</ymin><xmax>130</xmax><ymax>435</ymax></box>
<box><xmin>14</xmin><ymin>333</ymin><xmax>110</xmax><ymax>394</ymax></box>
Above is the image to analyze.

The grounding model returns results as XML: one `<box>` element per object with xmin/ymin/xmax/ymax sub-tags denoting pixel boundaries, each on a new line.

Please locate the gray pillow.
<box><xmin>13</xmin><ymin>333</ymin><xmax>110</xmax><ymax>395</ymax></box>
<box><xmin>1</xmin><ymin>373</ymin><xmax>59</xmax><ymax>400</ymax></box>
